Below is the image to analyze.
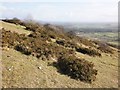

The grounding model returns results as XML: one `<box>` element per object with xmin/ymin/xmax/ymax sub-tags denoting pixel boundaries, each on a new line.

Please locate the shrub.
<box><xmin>56</xmin><ymin>40</ymin><xmax>65</xmax><ymax>46</ymax></box>
<box><xmin>75</xmin><ymin>46</ymin><xmax>101</xmax><ymax>56</ymax></box>
<box><xmin>2</xmin><ymin>30</ymin><xmax>23</xmax><ymax>47</ymax></box>
<box><xmin>56</xmin><ymin>39</ymin><xmax>77</xmax><ymax>49</ymax></box>
<box><xmin>23</xmin><ymin>22</ymin><xmax>40</xmax><ymax>32</ymax></box>
<box><xmin>15</xmin><ymin>44</ymin><xmax>31</xmax><ymax>55</ymax></box>
<box><xmin>2</xmin><ymin>18</ymin><xmax>42</xmax><ymax>32</ymax></box>
<box><xmin>2</xmin><ymin>18</ymin><xmax>23</xmax><ymax>25</ymax></box>
<box><xmin>57</xmin><ymin>55</ymin><xmax>97</xmax><ymax>83</ymax></box>
<box><xmin>53</xmin><ymin>46</ymin><xmax>75</xmax><ymax>58</ymax></box>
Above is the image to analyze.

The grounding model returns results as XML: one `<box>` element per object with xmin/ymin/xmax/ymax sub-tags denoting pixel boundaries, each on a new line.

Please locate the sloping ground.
<box><xmin>0</xmin><ymin>21</ymin><xmax>31</xmax><ymax>35</ymax></box>
<box><xmin>1</xmin><ymin>20</ymin><xmax>119</xmax><ymax>88</ymax></box>
<box><xmin>76</xmin><ymin>52</ymin><xmax>118</xmax><ymax>87</ymax></box>
<box><xmin>2</xmin><ymin>48</ymin><xmax>118</xmax><ymax>88</ymax></box>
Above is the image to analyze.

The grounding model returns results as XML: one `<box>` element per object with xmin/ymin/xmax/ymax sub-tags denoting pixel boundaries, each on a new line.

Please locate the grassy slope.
<box><xmin>1</xmin><ymin>21</ymin><xmax>119</xmax><ymax>88</ymax></box>
<box><xmin>2</xmin><ymin>48</ymin><xmax>118</xmax><ymax>88</ymax></box>
<box><xmin>0</xmin><ymin>21</ymin><xmax>31</xmax><ymax>35</ymax></box>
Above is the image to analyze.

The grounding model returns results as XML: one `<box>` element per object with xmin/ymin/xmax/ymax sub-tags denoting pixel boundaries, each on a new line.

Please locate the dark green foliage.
<box><xmin>56</xmin><ymin>39</ymin><xmax>78</xmax><ymax>49</ymax></box>
<box><xmin>57</xmin><ymin>55</ymin><xmax>97</xmax><ymax>83</ymax></box>
<box><xmin>56</xmin><ymin>40</ymin><xmax>65</xmax><ymax>46</ymax></box>
<box><xmin>23</xmin><ymin>22</ymin><xmax>40</xmax><ymax>32</ymax></box>
<box><xmin>1</xmin><ymin>28</ymin><xmax>75</xmax><ymax>59</ymax></box>
<box><xmin>75</xmin><ymin>46</ymin><xmax>101</xmax><ymax>56</ymax></box>
<box><xmin>2</xmin><ymin>18</ymin><xmax>42</xmax><ymax>32</ymax></box>
<box><xmin>52</xmin><ymin>46</ymin><xmax>75</xmax><ymax>58</ymax></box>
<box><xmin>15</xmin><ymin>44</ymin><xmax>31</xmax><ymax>55</ymax></box>
<box><xmin>2</xmin><ymin>30</ymin><xmax>24</xmax><ymax>48</ymax></box>
<box><xmin>1</xmin><ymin>18</ymin><xmax>116</xmax><ymax>54</ymax></box>
<box><xmin>2</xmin><ymin>18</ymin><xmax>24</xmax><ymax>25</ymax></box>
<box><xmin>64</xmin><ymin>41</ymin><xmax>77</xmax><ymax>48</ymax></box>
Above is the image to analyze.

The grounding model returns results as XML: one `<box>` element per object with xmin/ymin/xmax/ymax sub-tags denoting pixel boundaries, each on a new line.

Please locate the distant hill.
<box><xmin>53</xmin><ymin>22</ymin><xmax>118</xmax><ymax>32</ymax></box>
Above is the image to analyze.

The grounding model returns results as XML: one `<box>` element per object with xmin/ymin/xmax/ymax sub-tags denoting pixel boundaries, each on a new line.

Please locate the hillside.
<box><xmin>0</xmin><ymin>19</ymin><xmax>119</xmax><ymax>88</ymax></box>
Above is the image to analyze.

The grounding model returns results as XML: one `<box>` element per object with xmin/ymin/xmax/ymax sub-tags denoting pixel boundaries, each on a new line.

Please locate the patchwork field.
<box><xmin>76</xmin><ymin>31</ymin><xmax>119</xmax><ymax>51</ymax></box>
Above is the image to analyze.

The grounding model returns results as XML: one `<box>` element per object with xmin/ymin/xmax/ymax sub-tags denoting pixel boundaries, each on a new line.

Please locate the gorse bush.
<box><xmin>15</xmin><ymin>43</ymin><xmax>32</xmax><ymax>55</ymax></box>
<box><xmin>1</xmin><ymin>28</ymin><xmax>75</xmax><ymax>59</ymax></box>
<box><xmin>2</xmin><ymin>29</ymin><xmax>24</xmax><ymax>48</ymax></box>
<box><xmin>75</xmin><ymin>46</ymin><xmax>101</xmax><ymax>56</ymax></box>
<box><xmin>23</xmin><ymin>21</ymin><xmax>40</xmax><ymax>32</ymax></box>
<box><xmin>57</xmin><ymin>55</ymin><xmax>97</xmax><ymax>83</ymax></box>
<box><xmin>2</xmin><ymin>18</ymin><xmax>42</xmax><ymax>32</ymax></box>
<box><xmin>56</xmin><ymin>40</ymin><xmax>65</xmax><ymax>46</ymax></box>
<box><xmin>2</xmin><ymin>18</ymin><xmax>23</xmax><ymax>25</ymax></box>
<box><xmin>56</xmin><ymin>39</ymin><xmax>78</xmax><ymax>49</ymax></box>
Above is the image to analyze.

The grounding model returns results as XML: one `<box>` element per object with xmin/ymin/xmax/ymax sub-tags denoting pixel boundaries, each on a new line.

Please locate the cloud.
<box><xmin>0</xmin><ymin>4</ymin><xmax>31</xmax><ymax>19</ymax></box>
<box><xmin>29</xmin><ymin>2</ymin><xmax>118</xmax><ymax>22</ymax></box>
<box><xmin>0</xmin><ymin>0</ymin><xmax>118</xmax><ymax>22</ymax></box>
<box><xmin>0</xmin><ymin>0</ymin><xmax>119</xmax><ymax>3</ymax></box>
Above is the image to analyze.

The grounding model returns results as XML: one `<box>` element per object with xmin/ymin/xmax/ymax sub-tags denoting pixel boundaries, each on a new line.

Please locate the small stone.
<box><xmin>8</xmin><ymin>66</ymin><xmax>14</xmax><ymax>71</ymax></box>
<box><xmin>7</xmin><ymin>55</ymin><xmax>10</xmax><ymax>57</ymax></box>
<box><xmin>8</xmin><ymin>68</ymin><xmax>11</xmax><ymax>71</ymax></box>
<box><xmin>38</xmin><ymin>66</ymin><xmax>42</xmax><ymax>70</ymax></box>
<box><xmin>2</xmin><ymin>46</ymin><xmax>9</xmax><ymax>51</ymax></box>
<box><xmin>52</xmin><ymin>58</ymin><xmax>57</xmax><ymax>62</ymax></box>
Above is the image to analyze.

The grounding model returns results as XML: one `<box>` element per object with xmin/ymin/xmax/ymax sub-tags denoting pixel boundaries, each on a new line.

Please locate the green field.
<box><xmin>77</xmin><ymin>32</ymin><xmax>119</xmax><ymax>46</ymax></box>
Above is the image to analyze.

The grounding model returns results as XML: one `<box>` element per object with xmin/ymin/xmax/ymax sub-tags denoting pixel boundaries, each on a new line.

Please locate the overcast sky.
<box><xmin>0</xmin><ymin>0</ymin><xmax>119</xmax><ymax>22</ymax></box>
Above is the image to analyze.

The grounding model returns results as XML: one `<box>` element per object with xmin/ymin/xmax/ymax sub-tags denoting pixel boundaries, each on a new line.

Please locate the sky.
<box><xmin>0</xmin><ymin>0</ymin><xmax>119</xmax><ymax>23</ymax></box>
